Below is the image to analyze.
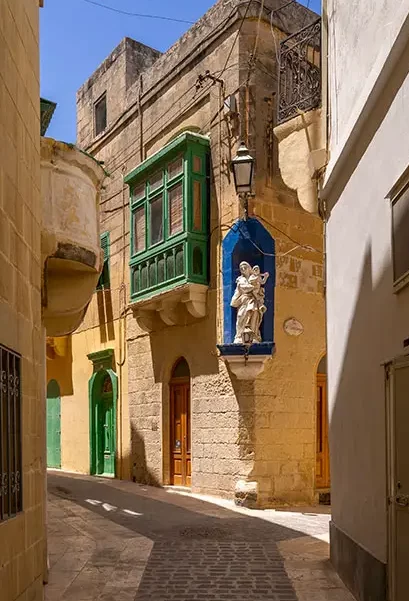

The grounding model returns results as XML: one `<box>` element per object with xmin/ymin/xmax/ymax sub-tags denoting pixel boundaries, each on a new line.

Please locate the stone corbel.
<box><xmin>217</xmin><ymin>343</ymin><xmax>275</xmax><ymax>380</ymax></box>
<box><xmin>134</xmin><ymin>309</ymin><xmax>156</xmax><ymax>333</ymax></box>
<box><xmin>181</xmin><ymin>284</ymin><xmax>207</xmax><ymax>318</ymax></box>
<box><xmin>158</xmin><ymin>302</ymin><xmax>180</xmax><ymax>326</ymax></box>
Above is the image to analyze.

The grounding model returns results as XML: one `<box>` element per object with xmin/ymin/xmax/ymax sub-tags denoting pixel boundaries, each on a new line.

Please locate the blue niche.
<box><xmin>221</xmin><ymin>218</ymin><xmax>275</xmax><ymax>346</ymax></box>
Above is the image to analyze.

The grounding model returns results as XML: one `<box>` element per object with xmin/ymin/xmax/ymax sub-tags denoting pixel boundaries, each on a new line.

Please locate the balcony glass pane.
<box><xmin>149</xmin><ymin>170</ymin><xmax>163</xmax><ymax>193</ymax></box>
<box><xmin>133</xmin><ymin>206</ymin><xmax>145</xmax><ymax>253</ymax></box>
<box><xmin>193</xmin><ymin>180</ymin><xmax>202</xmax><ymax>231</ymax></box>
<box><xmin>150</xmin><ymin>195</ymin><xmax>163</xmax><ymax>245</ymax></box>
<box><xmin>132</xmin><ymin>183</ymin><xmax>145</xmax><ymax>202</ymax></box>
<box><xmin>168</xmin><ymin>183</ymin><xmax>183</xmax><ymax>236</ymax></box>
<box><xmin>168</xmin><ymin>156</ymin><xmax>183</xmax><ymax>179</ymax></box>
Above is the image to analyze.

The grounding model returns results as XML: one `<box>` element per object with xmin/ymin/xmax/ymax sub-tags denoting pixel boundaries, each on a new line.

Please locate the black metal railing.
<box><xmin>277</xmin><ymin>18</ymin><xmax>321</xmax><ymax>124</ymax></box>
<box><xmin>0</xmin><ymin>344</ymin><xmax>22</xmax><ymax>521</ymax></box>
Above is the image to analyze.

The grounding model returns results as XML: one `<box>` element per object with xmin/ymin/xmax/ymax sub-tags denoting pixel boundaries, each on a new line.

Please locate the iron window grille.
<box><xmin>0</xmin><ymin>344</ymin><xmax>22</xmax><ymax>521</ymax></box>
<box><xmin>277</xmin><ymin>18</ymin><xmax>321</xmax><ymax>125</ymax></box>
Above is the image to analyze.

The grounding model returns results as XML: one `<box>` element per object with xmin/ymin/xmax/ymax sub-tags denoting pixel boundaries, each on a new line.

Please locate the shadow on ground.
<box><xmin>46</xmin><ymin>472</ymin><xmax>339</xmax><ymax>601</ymax></box>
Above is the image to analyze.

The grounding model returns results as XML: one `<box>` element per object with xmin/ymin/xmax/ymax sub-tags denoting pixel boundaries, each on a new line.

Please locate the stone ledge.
<box><xmin>217</xmin><ymin>343</ymin><xmax>275</xmax><ymax>379</ymax></box>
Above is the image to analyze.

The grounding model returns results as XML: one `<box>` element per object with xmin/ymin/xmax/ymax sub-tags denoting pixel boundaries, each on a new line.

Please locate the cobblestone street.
<box><xmin>46</xmin><ymin>472</ymin><xmax>354</xmax><ymax>601</ymax></box>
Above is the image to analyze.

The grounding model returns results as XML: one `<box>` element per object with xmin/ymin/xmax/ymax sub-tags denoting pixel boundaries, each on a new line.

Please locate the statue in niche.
<box><xmin>231</xmin><ymin>261</ymin><xmax>269</xmax><ymax>344</ymax></box>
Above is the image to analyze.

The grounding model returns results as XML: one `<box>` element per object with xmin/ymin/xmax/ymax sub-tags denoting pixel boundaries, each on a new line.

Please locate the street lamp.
<box><xmin>231</xmin><ymin>142</ymin><xmax>255</xmax><ymax>219</ymax></box>
<box><xmin>231</xmin><ymin>142</ymin><xmax>254</xmax><ymax>195</ymax></box>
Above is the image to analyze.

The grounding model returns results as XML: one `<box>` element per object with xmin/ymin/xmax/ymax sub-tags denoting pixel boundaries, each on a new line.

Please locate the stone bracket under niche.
<box><xmin>217</xmin><ymin>342</ymin><xmax>275</xmax><ymax>379</ymax></box>
<box><xmin>130</xmin><ymin>283</ymin><xmax>208</xmax><ymax>332</ymax></box>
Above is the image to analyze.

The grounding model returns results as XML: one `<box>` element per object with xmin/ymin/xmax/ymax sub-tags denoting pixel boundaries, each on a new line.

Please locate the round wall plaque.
<box><xmin>283</xmin><ymin>317</ymin><xmax>304</xmax><ymax>336</ymax></box>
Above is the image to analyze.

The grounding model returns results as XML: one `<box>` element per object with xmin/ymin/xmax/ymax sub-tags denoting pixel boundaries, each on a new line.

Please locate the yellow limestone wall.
<box><xmin>0</xmin><ymin>1</ymin><xmax>45</xmax><ymax>599</ymax></box>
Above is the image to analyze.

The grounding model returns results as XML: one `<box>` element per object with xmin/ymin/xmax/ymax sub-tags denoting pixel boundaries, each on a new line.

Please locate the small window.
<box><xmin>133</xmin><ymin>206</ymin><xmax>146</xmax><ymax>253</ymax></box>
<box><xmin>94</xmin><ymin>94</ymin><xmax>107</xmax><ymax>136</ymax></box>
<box><xmin>193</xmin><ymin>180</ymin><xmax>202</xmax><ymax>231</ymax></box>
<box><xmin>168</xmin><ymin>183</ymin><xmax>183</xmax><ymax>236</ymax></box>
<box><xmin>392</xmin><ymin>184</ymin><xmax>409</xmax><ymax>287</ymax></box>
<box><xmin>97</xmin><ymin>231</ymin><xmax>110</xmax><ymax>289</ymax></box>
<box><xmin>150</xmin><ymin>195</ymin><xmax>163</xmax><ymax>245</ymax></box>
<box><xmin>0</xmin><ymin>344</ymin><xmax>22</xmax><ymax>522</ymax></box>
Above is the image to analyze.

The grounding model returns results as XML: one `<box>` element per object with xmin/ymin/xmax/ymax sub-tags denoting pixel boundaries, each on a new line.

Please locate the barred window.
<box><xmin>0</xmin><ymin>344</ymin><xmax>22</xmax><ymax>521</ymax></box>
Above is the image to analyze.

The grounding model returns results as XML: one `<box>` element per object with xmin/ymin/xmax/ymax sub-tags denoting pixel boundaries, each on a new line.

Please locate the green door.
<box><xmin>47</xmin><ymin>380</ymin><xmax>61</xmax><ymax>469</ymax></box>
<box><xmin>91</xmin><ymin>372</ymin><xmax>115</xmax><ymax>476</ymax></box>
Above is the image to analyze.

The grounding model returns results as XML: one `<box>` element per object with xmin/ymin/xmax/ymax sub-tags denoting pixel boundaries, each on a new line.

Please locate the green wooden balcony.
<box><xmin>124</xmin><ymin>131</ymin><xmax>210</xmax><ymax>330</ymax></box>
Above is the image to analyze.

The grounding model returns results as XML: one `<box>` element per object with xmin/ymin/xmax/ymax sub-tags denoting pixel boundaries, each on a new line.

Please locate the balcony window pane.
<box><xmin>393</xmin><ymin>186</ymin><xmax>409</xmax><ymax>282</ymax></box>
<box><xmin>133</xmin><ymin>206</ymin><xmax>145</xmax><ymax>253</ymax></box>
<box><xmin>150</xmin><ymin>195</ymin><xmax>163</xmax><ymax>245</ymax></box>
<box><xmin>132</xmin><ymin>183</ymin><xmax>145</xmax><ymax>202</ymax></box>
<box><xmin>168</xmin><ymin>156</ymin><xmax>183</xmax><ymax>179</ymax></box>
<box><xmin>193</xmin><ymin>156</ymin><xmax>202</xmax><ymax>173</ymax></box>
<box><xmin>149</xmin><ymin>170</ymin><xmax>163</xmax><ymax>193</ymax></box>
<box><xmin>168</xmin><ymin>183</ymin><xmax>183</xmax><ymax>236</ymax></box>
<box><xmin>193</xmin><ymin>180</ymin><xmax>202</xmax><ymax>231</ymax></box>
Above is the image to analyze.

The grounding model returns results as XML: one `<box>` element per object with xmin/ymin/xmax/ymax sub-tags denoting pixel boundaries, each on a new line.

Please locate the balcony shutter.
<box><xmin>97</xmin><ymin>232</ymin><xmax>110</xmax><ymax>289</ymax></box>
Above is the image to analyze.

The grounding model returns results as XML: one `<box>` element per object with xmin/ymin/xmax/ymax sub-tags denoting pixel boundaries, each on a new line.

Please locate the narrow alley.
<box><xmin>46</xmin><ymin>472</ymin><xmax>353</xmax><ymax>601</ymax></box>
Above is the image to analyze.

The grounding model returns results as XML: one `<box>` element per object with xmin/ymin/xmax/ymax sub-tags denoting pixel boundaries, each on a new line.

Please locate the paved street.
<box><xmin>46</xmin><ymin>472</ymin><xmax>354</xmax><ymax>601</ymax></box>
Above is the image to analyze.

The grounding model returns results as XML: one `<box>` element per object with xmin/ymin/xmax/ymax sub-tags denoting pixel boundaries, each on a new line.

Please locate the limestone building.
<box><xmin>48</xmin><ymin>0</ymin><xmax>327</xmax><ymax>508</ymax></box>
<box><xmin>0</xmin><ymin>2</ymin><xmax>105</xmax><ymax>599</ymax></box>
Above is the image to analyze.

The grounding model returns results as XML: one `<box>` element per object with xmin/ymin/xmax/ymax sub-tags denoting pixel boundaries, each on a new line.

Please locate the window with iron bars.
<box><xmin>0</xmin><ymin>344</ymin><xmax>22</xmax><ymax>521</ymax></box>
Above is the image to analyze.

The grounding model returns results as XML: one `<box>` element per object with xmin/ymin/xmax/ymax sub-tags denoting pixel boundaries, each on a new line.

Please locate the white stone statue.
<box><xmin>230</xmin><ymin>261</ymin><xmax>269</xmax><ymax>344</ymax></box>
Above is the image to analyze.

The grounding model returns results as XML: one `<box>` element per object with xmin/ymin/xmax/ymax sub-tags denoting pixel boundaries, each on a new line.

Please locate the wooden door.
<box><xmin>91</xmin><ymin>372</ymin><xmax>115</xmax><ymax>477</ymax></box>
<box><xmin>47</xmin><ymin>380</ymin><xmax>61</xmax><ymax>469</ymax></box>
<box><xmin>170</xmin><ymin>382</ymin><xmax>191</xmax><ymax>486</ymax></box>
<box><xmin>316</xmin><ymin>373</ymin><xmax>330</xmax><ymax>489</ymax></box>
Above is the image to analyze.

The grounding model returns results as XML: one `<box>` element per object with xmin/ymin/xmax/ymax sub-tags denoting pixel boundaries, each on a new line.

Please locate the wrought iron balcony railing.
<box><xmin>277</xmin><ymin>18</ymin><xmax>321</xmax><ymax>125</ymax></box>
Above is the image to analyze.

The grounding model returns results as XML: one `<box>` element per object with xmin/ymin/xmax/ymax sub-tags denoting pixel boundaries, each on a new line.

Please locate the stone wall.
<box><xmin>68</xmin><ymin>0</ymin><xmax>325</xmax><ymax>506</ymax></box>
<box><xmin>0</xmin><ymin>0</ymin><xmax>45</xmax><ymax>599</ymax></box>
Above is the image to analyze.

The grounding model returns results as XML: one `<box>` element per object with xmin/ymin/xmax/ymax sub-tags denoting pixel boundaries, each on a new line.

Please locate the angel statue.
<box><xmin>230</xmin><ymin>261</ymin><xmax>269</xmax><ymax>344</ymax></box>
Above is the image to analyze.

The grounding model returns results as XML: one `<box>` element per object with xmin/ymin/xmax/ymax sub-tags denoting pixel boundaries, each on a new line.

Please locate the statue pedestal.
<box><xmin>217</xmin><ymin>342</ymin><xmax>275</xmax><ymax>380</ymax></box>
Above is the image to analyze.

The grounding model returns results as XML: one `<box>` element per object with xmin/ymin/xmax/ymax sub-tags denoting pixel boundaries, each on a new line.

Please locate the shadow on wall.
<box><xmin>46</xmin><ymin>335</ymin><xmax>74</xmax><ymax>396</ymax></box>
<box><xmin>130</xmin><ymin>421</ymin><xmax>161</xmax><ymax>487</ymax></box>
<box><xmin>97</xmin><ymin>288</ymin><xmax>115</xmax><ymax>344</ymax></box>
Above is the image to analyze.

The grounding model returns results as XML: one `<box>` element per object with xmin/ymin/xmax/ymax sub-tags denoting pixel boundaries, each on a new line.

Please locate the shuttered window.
<box><xmin>168</xmin><ymin>183</ymin><xmax>183</xmax><ymax>236</ymax></box>
<box><xmin>133</xmin><ymin>206</ymin><xmax>146</xmax><ymax>253</ymax></box>
<box><xmin>97</xmin><ymin>232</ymin><xmax>110</xmax><ymax>289</ymax></box>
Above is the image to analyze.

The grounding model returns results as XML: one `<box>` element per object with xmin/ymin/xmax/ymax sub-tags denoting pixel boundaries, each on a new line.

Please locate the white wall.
<box><xmin>326</xmin><ymin>37</ymin><xmax>409</xmax><ymax>561</ymax></box>
<box><xmin>326</xmin><ymin>0</ymin><xmax>409</xmax><ymax>178</ymax></box>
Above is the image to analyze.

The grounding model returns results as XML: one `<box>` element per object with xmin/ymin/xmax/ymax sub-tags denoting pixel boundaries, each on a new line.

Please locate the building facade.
<box><xmin>322</xmin><ymin>0</ymin><xmax>409</xmax><ymax>600</ymax></box>
<box><xmin>0</xmin><ymin>2</ymin><xmax>105</xmax><ymax>600</ymax></box>
<box><xmin>48</xmin><ymin>0</ymin><xmax>327</xmax><ymax>508</ymax></box>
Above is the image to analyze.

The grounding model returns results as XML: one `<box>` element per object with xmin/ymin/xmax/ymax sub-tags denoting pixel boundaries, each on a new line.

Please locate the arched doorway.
<box><xmin>169</xmin><ymin>358</ymin><xmax>191</xmax><ymax>486</ymax></box>
<box><xmin>316</xmin><ymin>355</ymin><xmax>330</xmax><ymax>491</ymax></box>
<box><xmin>47</xmin><ymin>379</ymin><xmax>61</xmax><ymax>469</ymax></box>
<box><xmin>89</xmin><ymin>370</ymin><xmax>117</xmax><ymax>477</ymax></box>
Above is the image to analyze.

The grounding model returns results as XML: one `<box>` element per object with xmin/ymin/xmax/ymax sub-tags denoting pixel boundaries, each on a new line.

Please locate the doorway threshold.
<box><xmin>163</xmin><ymin>485</ymin><xmax>192</xmax><ymax>494</ymax></box>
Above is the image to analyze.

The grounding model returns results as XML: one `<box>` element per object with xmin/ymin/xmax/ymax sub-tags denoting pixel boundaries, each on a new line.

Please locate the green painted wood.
<box><xmin>127</xmin><ymin>133</ymin><xmax>210</xmax><ymax>302</ymax></box>
<box><xmin>96</xmin><ymin>231</ymin><xmax>110</xmax><ymax>290</ymax></box>
<box><xmin>89</xmin><ymin>369</ymin><xmax>117</xmax><ymax>477</ymax></box>
<box><xmin>47</xmin><ymin>380</ymin><xmax>61</xmax><ymax>469</ymax></box>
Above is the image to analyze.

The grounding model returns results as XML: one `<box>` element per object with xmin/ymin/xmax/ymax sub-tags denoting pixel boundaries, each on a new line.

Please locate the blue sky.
<box><xmin>40</xmin><ymin>0</ymin><xmax>320</xmax><ymax>143</ymax></box>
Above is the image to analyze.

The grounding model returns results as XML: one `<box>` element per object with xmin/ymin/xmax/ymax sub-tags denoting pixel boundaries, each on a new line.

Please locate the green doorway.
<box><xmin>89</xmin><ymin>369</ymin><xmax>117</xmax><ymax>477</ymax></box>
<box><xmin>47</xmin><ymin>379</ymin><xmax>61</xmax><ymax>469</ymax></box>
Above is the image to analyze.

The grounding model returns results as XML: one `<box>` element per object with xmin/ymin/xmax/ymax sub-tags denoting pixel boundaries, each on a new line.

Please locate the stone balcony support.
<box><xmin>41</xmin><ymin>138</ymin><xmax>106</xmax><ymax>336</ymax></box>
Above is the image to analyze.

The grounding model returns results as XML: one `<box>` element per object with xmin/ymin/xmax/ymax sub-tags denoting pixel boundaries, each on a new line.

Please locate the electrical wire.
<box><xmin>80</xmin><ymin>0</ymin><xmax>195</xmax><ymax>24</ymax></box>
